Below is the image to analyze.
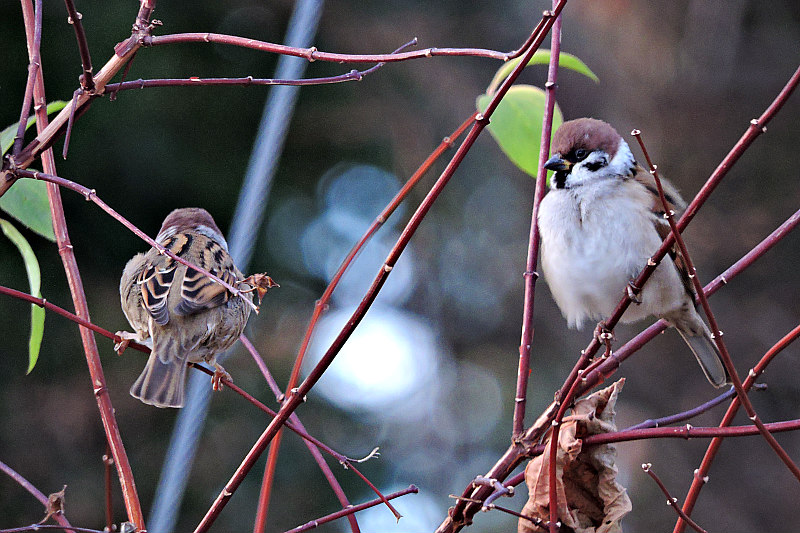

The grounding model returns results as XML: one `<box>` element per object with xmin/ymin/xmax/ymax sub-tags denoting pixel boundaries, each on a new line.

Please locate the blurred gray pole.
<box><xmin>148</xmin><ymin>2</ymin><xmax>324</xmax><ymax>530</ymax></box>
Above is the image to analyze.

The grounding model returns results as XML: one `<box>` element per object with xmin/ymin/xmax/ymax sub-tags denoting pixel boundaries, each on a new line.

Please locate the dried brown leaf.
<box><xmin>38</xmin><ymin>484</ymin><xmax>67</xmax><ymax>524</ymax></box>
<box><xmin>241</xmin><ymin>272</ymin><xmax>280</xmax><ymax>306</ymax></box>
<box><xmin>518</xmin><ymin>380</ymin><xmax>631</xmax><ymax>533</ymax></box>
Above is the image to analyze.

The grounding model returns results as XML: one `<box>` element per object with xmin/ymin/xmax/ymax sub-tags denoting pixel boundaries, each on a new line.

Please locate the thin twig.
<box><xmin>0</xmin><ymin>526</ymin><xmax>99</xmax><ymax>533</ymax></box>
<box><xmin>102</xmin><ymin>446</ymin><xmax>114</xmax><ymax>532</ymax></box>
<box><xmin>11</xmin><ymin>0</ymin><xmax>42</xmax><ymax>157</ymax></box>
<box><xmin>0</xmin><ymin>460</ymin><xmax>75</xmax><ymax>531</ymax></box>
<box><xmin>63</xmin><ymin>0</ymin><xmax>95</xmax><ymax>90</ymax></box>
<box><xmin>146</xmin><ymin>32</ymin><xmax>510</xmax><ymax>62</ymax></box>
<box><xmin>623</xmin><ymin>387</ymin><xmax>737</xmax><ymax>431</ymax></box>
<box><xmin>283</xmin><ymin>485</ymin><xmax>419</xmax><ymax>533</ymax></box>
<box><xmin>634</xmin><ymin>129</ymin><xmax>800</xmax><ymax>482</ymax></box>
<box><xmin>0</xmin><ymin>285</ymin><xmax>149</xmax><ymax>352</ymax></box>
<box><xmin>584</xmin><ymin>419</ymin><xmax>800</xmax><ymax>446</ymax></box>
<box><xmin>239</xmin><ymin>336</ymin><xmax>360</xmax><ymax>533</ymax></box>
<box><xmin>641</xmin><ymin>464</ymin><xmax>707</xmax><ymax>533</ymax></box>
<box><xmin>107</xmin><ymin>39</ymin><xmax>419</xmax><ymax>97</ymax></box>
<box><xmin>250</xmin><ymin>37</ymin><xmax>422</xmax><ymax>529</ymax></box>
<box><xmin>255</xmin><ymin>112</ymin><xmax>476</xmax><ymax>521</ymax></box>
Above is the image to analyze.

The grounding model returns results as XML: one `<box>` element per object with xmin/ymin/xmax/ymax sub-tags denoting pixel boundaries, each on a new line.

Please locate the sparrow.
<box><xmin>117</xmin><ymin>207</ymin><xmax>253</xmax><ymax>408</ymax></box>
<box><xmin>537</xmin><ymin>118</ymin><xmax>729</xmax><ymax>387</ymax></box>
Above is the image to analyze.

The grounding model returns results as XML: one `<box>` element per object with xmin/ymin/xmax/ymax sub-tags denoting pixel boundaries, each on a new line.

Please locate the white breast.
<box><xmin>538</xmin><ymin>178</ymin><xmax>681</xmax><ymax>329</ymax></box>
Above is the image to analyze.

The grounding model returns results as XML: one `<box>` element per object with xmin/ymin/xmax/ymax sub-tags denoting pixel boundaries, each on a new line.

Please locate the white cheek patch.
<box><xmin>563</xmin><ymin>140</ymin><xmax>636</xmax><ymax>189</ymax></box>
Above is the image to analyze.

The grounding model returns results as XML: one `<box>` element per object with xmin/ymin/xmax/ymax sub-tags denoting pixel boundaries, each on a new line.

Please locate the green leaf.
<box><xmin>477</xmin><ymin>85</ymin><xmax>563</xmax><ymax>178</ymax></box>
<box><xmin>486</xmin><ymin>50</ymin><xmax>599</xmax><ymax>95</ymax></box>
<box><xmin>1</xmin><ymin>100</ymin><xmax>68</xmax><ymax>155</ymax></box>
<box><xmin>0</xmin><ymin>101</ymin><xmax>67</xmax><ymax>242</ymax></box>
<box><xmin>1</xmin><ymin>218</ymin><xmax>45</xmax><ymax>374</ymax></box>
<box><xmin>0</xmin><ymin>180</ymin><xmax>55</xmax><ymax>241</ymax></box>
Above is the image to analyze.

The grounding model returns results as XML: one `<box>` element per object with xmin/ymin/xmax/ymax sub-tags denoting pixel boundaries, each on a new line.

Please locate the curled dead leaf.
<box><xmin>518</xmin><ymin>379</ymin><xmax>631</xmax><ymax>533</ymax></box>
<box><xmin>241</xmin><ymin>272</ymin><xmax>279</xmax><ymax>306</ymax></box>
<box><xmin>38</xmin><ymin>484</ymin><xmax>67</xmax><ymax>524</ymax></box>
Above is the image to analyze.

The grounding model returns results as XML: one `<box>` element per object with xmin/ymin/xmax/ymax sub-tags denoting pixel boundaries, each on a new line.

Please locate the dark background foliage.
<box><xmin>1</xmin><ymin>1</ymin><xmax>799</xmax><ymax>531</ymax></box>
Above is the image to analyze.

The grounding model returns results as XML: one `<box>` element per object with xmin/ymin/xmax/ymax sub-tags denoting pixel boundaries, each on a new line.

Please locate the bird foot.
<box><xmin>626</xmin><ymin>282</ymin><xmax>642</xmax><ymax>304</ymax></box>
<box><xmin>114</xmin><ymin>331</ymin><xmax>140</xmax><ymax>354</ymax></box>
<box><xmin>594</xmin><ymin>321</ymin><xmax>615</xmax><ymax>356</ymax></box>
<box><xmin>211</xmin><ymin>363</ymin><xmax>232</xmax><ymax>391</ymax></box>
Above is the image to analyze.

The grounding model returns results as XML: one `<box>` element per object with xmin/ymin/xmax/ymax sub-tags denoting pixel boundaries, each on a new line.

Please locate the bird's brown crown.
<box><xmin>159</xmin><ymin>207</ymin><xmax>222</xmax><ymax>236</ymax></box>
<box><xmin>551</xmin><ymin>118</ymin><xmax>621</xmax><ymax>158</ymax></box>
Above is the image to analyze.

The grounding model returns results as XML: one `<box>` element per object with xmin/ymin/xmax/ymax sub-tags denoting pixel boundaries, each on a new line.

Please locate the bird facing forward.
<box><xmin>537</xmin><ymin>118</ymin><xmax>729</xmax><ymax>387</ymax></box>
<box><xmin>118</xmin><ymin>208</ymin><xmax>252</xmax><ymax>408</ymax></box>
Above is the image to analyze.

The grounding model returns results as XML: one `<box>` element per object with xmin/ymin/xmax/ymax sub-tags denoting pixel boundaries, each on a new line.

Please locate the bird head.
<box><xmin>544</xmin><ymin>118</ymin><xmax>637</xmax><ymax>189</ymax></box>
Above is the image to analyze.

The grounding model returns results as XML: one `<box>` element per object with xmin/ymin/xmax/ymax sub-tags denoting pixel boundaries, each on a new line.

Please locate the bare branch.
<box><xmin>63</xmin><ymin>0</ymin><xmax>95</xmax><ymax>90</ymax></box>
<box><xmin>641</xmin><ymin>464</ymin><xmax>707</xmax><ymax>533</ymax></box>
<box><xmin>283</xmin><ymin>485</ymin><xmax>418</xmax><ymax>533</ymax></box>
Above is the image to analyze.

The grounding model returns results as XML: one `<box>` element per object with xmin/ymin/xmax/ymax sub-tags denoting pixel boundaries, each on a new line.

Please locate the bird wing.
<box><xmin>139</xmin><ymin>232</ymin><xmax>239</xmax><ymax>325</ymax></box>
<box><xmin>172</xmin><ymin>234</ymin><xmax>239</xmax><ymax>317</ymax></box>
<box><xmin>633</xmin><ymin>167</ymin><xmax>696</xmax><ymax>299</ymax></box>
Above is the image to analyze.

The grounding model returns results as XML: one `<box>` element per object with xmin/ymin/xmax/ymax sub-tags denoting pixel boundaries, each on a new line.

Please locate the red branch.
<box><xmin>11</xmin><ymin>0</ymin><xmax>42</xmax><ymax>157</ymax></box>
<box><xmin>146</xmin><ymin>32</ymin><xmax>510</xmax><ymax>62</ymax></box>
<box><xmin>18</xmin><ymin>0</ymin><xmax>146</xmax><ymax>528</ymax></box>
<box><xmin>283</xmin><ymin>485</ymin><xmax>419</xmax><ymax>533</ymax></box>
<box><xmin>254</xmin><ymin>111</ymin><xmax>476</xmax><ymax>526</ymax></box>
<box><xmin>514</xmin><ymin>0</ymin><xmax>562</xmax><ymax>440</ymax></box>
<box><xmin>641</xmin><ymin>464</ymin><xmax>707</xmax><ymax>533</ymax></box>
<box><xmin>674</xmin><ymin>321</ymin><xmax>800</xmax><ymax>533</ymax></box>
<box><xmin>0</xmin><ymin>460</ymin><xmax>75</xmax><ymax>532</ymax></box>
<box><xmin>63</xmin><ymin>0</ymin><xmax>95</xmax><ymax>90</ymax></box>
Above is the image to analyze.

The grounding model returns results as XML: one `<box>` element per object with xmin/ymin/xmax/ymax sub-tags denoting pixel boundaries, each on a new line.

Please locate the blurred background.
<box><xmin>1</xmin><ymin>0</ymin><xmax>799</xmax><ymax>531</ymax></box>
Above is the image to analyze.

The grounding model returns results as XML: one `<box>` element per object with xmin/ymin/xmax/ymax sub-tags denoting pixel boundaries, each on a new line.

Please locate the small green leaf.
<box><xmin>1</xmin><ymin>100</ymin><xmax>68</xmax><ymax>155</ymax></box>
<box><xmin>0</xmin><ymin>101</ymin><xmax>66</xmax><ymax>242</ymax></box>
<box><xmin>1</xmin><ymin>218</ymin><xmax>45</xmax><ymax>373</ymax></box>
<box><xmin>477</xmin><ymin>85</ymin><xmax>563</xmax><ymax>177</ymax></box>
<box><xmin>0</xmin><ymin>180</ymin><xmax>56</xmax><ymax>241</ymax></box>
<box><xmin>486</xmin><ymin>50</ymin><xmax>599</xmax><ymax>95</ymax></box>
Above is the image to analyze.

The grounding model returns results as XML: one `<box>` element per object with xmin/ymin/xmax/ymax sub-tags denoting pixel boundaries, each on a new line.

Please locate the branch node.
<box><xmin>383</xmin><ymin>264</ymin><xmax>393</xmax><ymax>272</ymax></box>
<box><xmin>67</xmin><ymin>12</ymin><xmax>83</xmax><ymax>24</ymax></box>
<box><xmin>307</xmin><ymin>46</ymin><xmax>318</xmax><ymax>62</ymax></box>
<box><xmin>641</xmin><ymin>462</ymin><xmax>652</xmax><ymax>472</ymax></box>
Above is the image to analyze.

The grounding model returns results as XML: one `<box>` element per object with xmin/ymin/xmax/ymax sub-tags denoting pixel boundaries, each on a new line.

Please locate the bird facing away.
<box><xmin>118</xmin><ymin>207</ymin><xmax>253</xmax><ymax>407</ymax></box>
<box><xmin>537</xmin><ymin>118</ymin><xmax>729</xmax><ymax>387</ymax></box>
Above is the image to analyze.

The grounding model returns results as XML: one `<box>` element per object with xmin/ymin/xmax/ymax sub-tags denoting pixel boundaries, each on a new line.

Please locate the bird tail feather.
<box><xmin>675</xmin><ymin>323</ymin><xmax>729</xmax><ymax>388</ymax></box>
<box><xmin>130</xmin><ymin>336</ymin><xmax>189</xmax><ymax>408</ymax></box>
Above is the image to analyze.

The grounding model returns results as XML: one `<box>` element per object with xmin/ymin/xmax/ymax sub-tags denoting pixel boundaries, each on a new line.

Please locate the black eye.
<box><xmin>574</xmin><ymin>148</ymin><xmax>588</xmax><ymax>160</ymax></box>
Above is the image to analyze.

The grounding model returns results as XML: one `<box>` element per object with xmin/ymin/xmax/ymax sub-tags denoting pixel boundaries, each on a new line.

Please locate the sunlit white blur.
<box><xmin>304</xmin><ymin>306</ymin><xmax>440</xmax><ymax>414</ymax></box>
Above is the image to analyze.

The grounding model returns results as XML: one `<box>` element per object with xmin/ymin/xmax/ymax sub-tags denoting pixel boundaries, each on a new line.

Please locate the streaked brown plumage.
<box><xmin>118</xmin><ymin>208</ymin><xmax>252</xmax><ymax>408</ymax></box>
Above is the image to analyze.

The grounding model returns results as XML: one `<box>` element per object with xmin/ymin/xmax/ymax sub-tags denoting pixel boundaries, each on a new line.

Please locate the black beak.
<box><xmin>544</xmin><ymin>154</ymin><xmax>571</xmax><ymax>172</ymax></box>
